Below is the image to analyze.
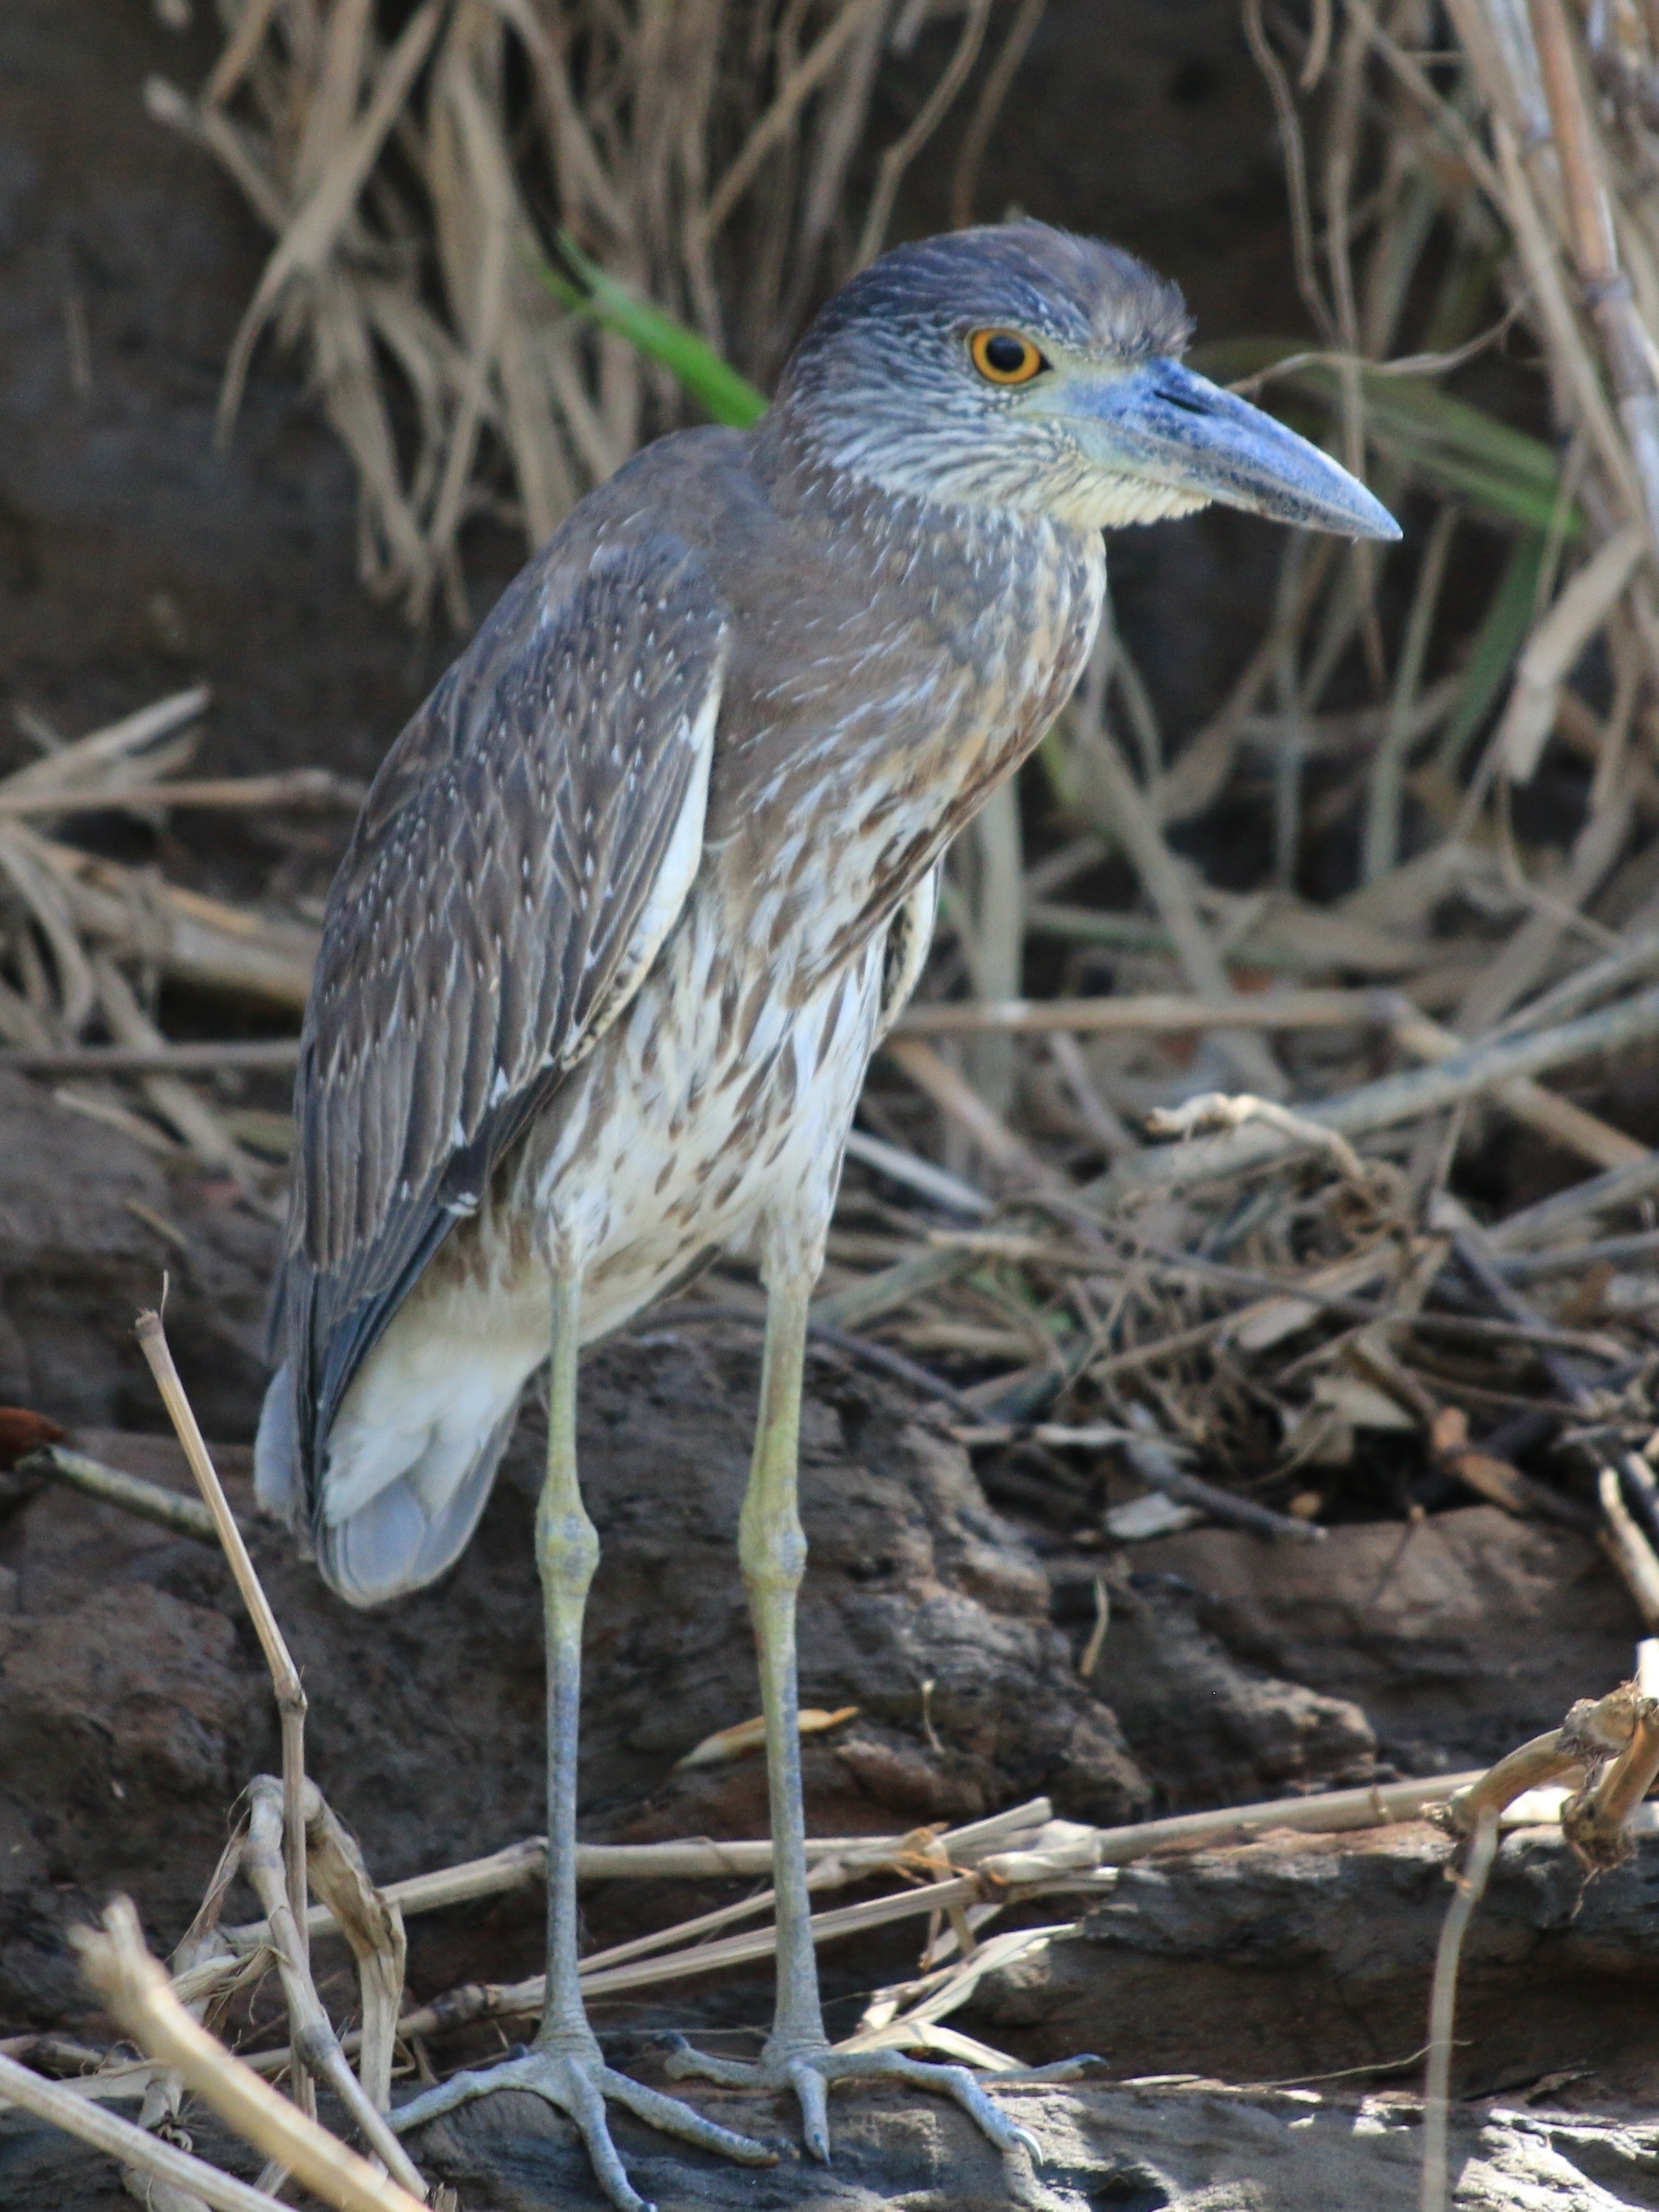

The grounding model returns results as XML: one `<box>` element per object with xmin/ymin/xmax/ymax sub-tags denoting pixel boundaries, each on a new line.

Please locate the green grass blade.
<box><xmin>535</xmin><ymin>233</ymin><xmax>767</xmax><ymax>429</ymax></box>
<box><xmin>1434</xmin><ymin>530</ymin><xmax>1548</xmax><ymax>777</ymax></box>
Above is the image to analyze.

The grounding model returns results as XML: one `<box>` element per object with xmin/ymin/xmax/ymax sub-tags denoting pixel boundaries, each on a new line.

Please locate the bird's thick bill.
<box><xmin>1043</xmin><ymin>358</ymin><xmax>1402</xmax><ymax>540</ymax></box>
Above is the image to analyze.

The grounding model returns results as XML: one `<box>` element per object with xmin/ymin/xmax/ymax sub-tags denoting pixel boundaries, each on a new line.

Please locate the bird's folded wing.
<box><xmin>282</xmin><ymin>529</ymin><xmax>729</xmax><ymax>1482</ymax></box>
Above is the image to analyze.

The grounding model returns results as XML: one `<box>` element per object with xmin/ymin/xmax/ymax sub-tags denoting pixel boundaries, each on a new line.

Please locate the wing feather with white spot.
<box><xmin>277</xmin><ymin>530</ymin><xmax>727</xmax><ymax>1500</ymax></box>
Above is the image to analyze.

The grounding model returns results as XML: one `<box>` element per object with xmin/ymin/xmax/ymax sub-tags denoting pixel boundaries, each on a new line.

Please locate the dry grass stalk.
<box><xmin>22</xmin><ymin>1442</ymin><xmax>221</xmax><ymax>1541</ymax></box>
<box><xmin>151</xmin><ymin>0</ymin><xmax>1019</xmax><ymax>619</ymax></box>
<box><xmin>300</xmin><ymin>1792</ymin><xmax>409</xmax><ymax>2117</ymax></box>
<box><xmin>71</xmin><ymin>1900</ymin><xmax>426</xmax><ymax>2212</ymax></box>
<box><xmin>235</xmin><ymin>1780</ymin><xmax>424</xmax><ymax>2192</ymax></box>
<box><xmin>1562</xmin><ymin>1691</ymin><xmax>1659</xmax><ymax>1864</ymax></box>
<box><xmin>0</xmin><ymin>2050</ymin><xmax>290</xmax><ymax>2212</ymax></box>
<box><xmin>844</xmin><ymin>1921</ymin><xmax>1070</xmax><ymax>2070</ymax></box>
<box><xmin>378</xmin><ymin>1869</ymin><xmax>1035</xmax><ymax>2036</ymax></box>
<box><xmin>209</xmin><ymin>1799</ymin><xmax>1052</xmax><ymax>1989</ymax></box>
<box><xmin>1144</xmin><ymin>1090</ymin><xmax>1375</xmax><ymax>1194</ymax></box>
<box><xmin>1600</xmin><ymin>1463</ymin><xmax>1659</xmax><ymax>1626</ymax></box>
<box><xmin>0</xmin><ymin>769</ymin><xmax>361</xmax><ymax>818</ymax></box>
<box><xmin>896</xmin><ymin>987</ymin><xmax>1409</xmax><ymax>1035</ymax></box>
<box><xmin>1420</xmin><ymin>1808</ymin><xmax>1500</xmax><ymax>2212</ymax></box>
<box><xmin>843</xmin><ymin>1126</ymin><xmax>996</xmax><ymax>1218</ymax></box>
<box><xmin>884</xmin><ymin>1033</ymin><xmax>1059</xmax><ymax>1186</ymax></box>
<box><xmin>223</xmin><ymin>1771</ymin><xmax>1497</xmax><ymax>2065</ymax></box>
<box><xmin>0</xmin><ymin>683</ymin><xmax>311</xmax><ymax>1166</ymax></box>
<box><xmin>1445</xmin><ymin>1681</ymin><xmax>1643</xmax><ymax>1833</ymax></box>
<box><xmin>1093</xmin><ymin>985</ymin><xmax>1659</xmax><ymax>1202</ymax></box>
<box><xmin>1388</xmin><ymin>1000</ymin><xmax>1646</xmax><ymax>1172</ymax></box>
<box><xmin>135</xmin><ymin>1311</ymin><xmax>314</xmax><ymax>2115</ymax></box>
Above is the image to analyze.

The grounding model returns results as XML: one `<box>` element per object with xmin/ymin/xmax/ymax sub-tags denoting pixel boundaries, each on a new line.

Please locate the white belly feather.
<box><xmin>317</xmin><ymin>901</ymin><xmax>889</xmax><ymax>1536</ymax></box>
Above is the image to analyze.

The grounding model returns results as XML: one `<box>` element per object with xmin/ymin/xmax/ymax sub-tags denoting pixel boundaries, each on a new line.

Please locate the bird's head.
<box><xmin>768</xmin><ymin>220</ymin><xmax>1399</xmax><ymax>541</ymax></box>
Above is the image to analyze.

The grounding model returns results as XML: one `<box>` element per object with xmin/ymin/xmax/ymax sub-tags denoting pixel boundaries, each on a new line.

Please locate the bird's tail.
<box><xmin>255</xmin><ymin>1363</ymin><xmax>517</xmax><ymax>1609</ymax></box>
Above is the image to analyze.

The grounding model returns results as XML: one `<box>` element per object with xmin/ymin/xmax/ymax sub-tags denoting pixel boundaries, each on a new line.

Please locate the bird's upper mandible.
<box><xmin>756</xmin><ymin>219</ymin><xmax>1400</xmax><ymax>539</ymax></box>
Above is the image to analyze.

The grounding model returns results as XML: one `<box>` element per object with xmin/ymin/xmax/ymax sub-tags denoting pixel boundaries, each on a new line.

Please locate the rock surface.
<box><xmin>0</xmin><ymin>1313</ymin><xmax>1146</xmax><ymax>2026</ymax></box>
<box><xmin>5</xmin><ymin>2081</ymin><xmax>1658</xmax><ymax>2211</ymax></box>
<box><xmin>1122</xmin><ymin>1512</ymin><xmax>1644</xmax><ymax>1776</ymax></box>
<box><xmin>1071</xmin><ymin>1557</ymin><xmax>1378</xmax><ymax>1809</ymax></box>
<box><xmin>0</xmin><ymin>1071</ymin><xmax>273</xmax><ymax>1438</ymax></box>
<box><xmin>971</xmin><ymin>1819</ymin><xmax>1659</xmax><ymax>2101</ymax></box>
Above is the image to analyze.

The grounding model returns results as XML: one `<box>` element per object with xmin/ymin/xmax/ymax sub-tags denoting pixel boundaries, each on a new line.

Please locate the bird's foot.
<box><xmin>662</xmin><ymin>2033</ymin><xmax>1061</xmax><ymax>2165</ymax></box>
<box><xmin>389</xmin><ymin>2034</ymin><xmax>776</xmax><ymax>2212</ymax></box>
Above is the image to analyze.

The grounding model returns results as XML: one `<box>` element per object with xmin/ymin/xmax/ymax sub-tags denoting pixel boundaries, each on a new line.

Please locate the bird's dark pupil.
<box><xmin>985</xmin><ymin>334</ymin><xmax>1028</xmax><ymax>373</ymax></box>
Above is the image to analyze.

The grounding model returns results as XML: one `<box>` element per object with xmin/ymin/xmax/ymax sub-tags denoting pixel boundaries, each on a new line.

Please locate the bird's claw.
<box><xmin>389</xmin><ymin>2038</ymin><xmax>775</xmax><ymax>2212</ymax></box>
<box><xmin>661</xmin><ymin>2033</ymin><xmax>1044</xmax><ymax>2165</ymax></box>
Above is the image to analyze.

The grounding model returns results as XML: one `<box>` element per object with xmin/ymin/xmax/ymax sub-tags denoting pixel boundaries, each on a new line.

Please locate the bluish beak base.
<box><xmin>1064</xmin><ymin>358</ymin><xmax>1402</xmax><ymax>541</ymax></box>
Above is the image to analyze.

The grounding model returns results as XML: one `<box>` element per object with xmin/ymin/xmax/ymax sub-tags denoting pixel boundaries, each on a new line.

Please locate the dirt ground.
<box><xmin>4</xmin><ymin>4</ymin><xmax>1659</xmax><ymax>2207</ymax></box>
<box><xmin>1</xmin><ymin>1057</ymin><xmax>1655</xmax><ymax>2203</ymax></box>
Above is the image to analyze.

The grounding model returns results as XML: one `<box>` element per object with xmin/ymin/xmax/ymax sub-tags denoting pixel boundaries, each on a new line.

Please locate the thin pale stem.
<box><xmin>135</xmin><ymin>1307</ymin><xmax>315</xmax><ymax>2117</ymax></box>
<box><xmin>1363</xmin><ymin>503</ymin><xmax>1457</xmax><ymax>884</ymax></box>
<box><xmin>1421</xmin><ymin>1811</ymin><xmax>1499</xmax><ymax>2212</ymax></box>
<box><xmin>535</xmin><ymin>1265</ymin><xmax>600</xmax><ymax>2050</ymax></box>
<box><xmin>738</xmin><ymin>1269</ymin><xmax>822</xmax><ymax>2057</ymax></box>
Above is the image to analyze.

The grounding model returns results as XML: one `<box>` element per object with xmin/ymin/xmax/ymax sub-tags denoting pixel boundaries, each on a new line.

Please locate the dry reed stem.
<box><xmin>1527</xmin><ymin>0</ymin><xmax>1659</xmax><ymax>552</ymax></box>
<box><xmin>0</xmin><ymin>1040</ymin><xmax>301</xmax><ymax>1076</ymax></box>
<box><xmin>1069</xmin><ymin>714</ymin><xmax>1286</xmax><ymax>1097</ymax></box>
<box><xmin>1114</xmin><ymin>1409</ymin><xmax>1327</xmax><ymax>1543</ymax></box>
<box><xmin>845</xmin><ymin>1921</ymin><xmax>1067</xmax><ymax>2070</ymax></box>
<box><xmin>1143</xmin><ymin>1091</ymin><xmax>1374</xmax><ymax>1193</ymax></box>
<box><xmin>216</xmin><ymin>1799</ymin><xmax>1052</xmax><ymax>1966</ymax></box>
<box><xmin>1562</xmin><ymin>1696</ymin><xmax>1659</xmax><ymax>1864</ymax></box>
<box><xmin>242</xmin><ymin>1775</ymin><xmax>1490</xmax><ymax>2060</ymax></box>
<box><xmin>855</xmin><ymin>0</ymin><xmax>993</xmax><ymax>268</ymax></box>
<box><xmin>1092</xmin><ymin>985</ymin><xmax>1659</xmax><ymax>1203</ymax></box>
<box><xmin>894</xmin><ymin>988</ymin><xmax>1406</xmax><ymax>1035</ymax></box>
<box><xmin>843</xmin><ymin>1126</ymin><xmax>995</xmax><ymax>1217</ymax></box>
<box><xmin>950</xmin><ymin>0</ymin><xmax>1047</xmax><ymax>228</ymax></box>
<box><xmin>165</xmin><ymin>0</ymin><xmax>1008</xmax><ymax>612</ymax></box>
<box><xmin>1497</xmin><ymin>525</ymin><xmax>1647</xmax><ymax>780</ymax></box>
<box><xmin>1421</xmin><ymin>1809</ymin><xmax>1499</xmax><ymax>2212</ymax></box>
<box><xmin>134</xmin><ymin>1311</ymin><xmax>313</xmax><ymax>2115</ymax></box>
<box><xmin>12</xmin><ymin>827</ymin><xmax>317</xmax><ymax>1011</ymax></box>
<box><xmin>1599</xmin><ymin>1464</ymin><xmax>1659</xmax><ymax>1628</ymax></box>
<box><xmin>0</xmin><ymin>2050</ymin><xmax>288</xmax><ymax>2212</ymax></box>
<box><xmin>300</xmin><ymin>1794</ymin><xmax>408</xmax><ymax>2117</ymax></box>
<box><xmin>0</xmin><ymin>771</ymin><xmax>359</xmax><ymax>818</ymax></box>
<box><xmin>1490</xmin><ymin>1146</ymin><xmax>1659</xmax><ymax>1248</ymax></box>
<box><xmin>394</xmin><ymin>1872</ymin><xmax>1006</xmax><ymax>2032</ymax></box>
<box><xmin>237</xmin><ymin>1781</ymin><xmax>425</xmax><ymax>2195</ymax></box>
<box><xmin>1444</xmin><ymin>1732</ymin><xmax>1596</xmax><ymax>1833</ymax></box>
<box><xmin>0</xmin><ymin>686</ymin><xmax>208</xmax><ymax>801</ymax></box>
<box><xmin>1387</xmin><ymin>1002</ymin><xmax>1644</xmax><ymax>1172</ymax></box>
<box><xmin>1445</xmin><ymin>1682</ymin><xmax>1643</xmax><ymax>1833</ymax></box>
<box><xmin>883</xmin><ymin>1034</ymin><xmax>1057</xmax><ymax>1183</ymax></box>
<box><xmin>23</xmin><ymin>1443</ymin><xmax>219</xmax><ymax>1540</ymax></box>
<box><xmin>72</xmin><ymin>1900</ymin><xmax>426</xmax><ymax>2212</ymax></box>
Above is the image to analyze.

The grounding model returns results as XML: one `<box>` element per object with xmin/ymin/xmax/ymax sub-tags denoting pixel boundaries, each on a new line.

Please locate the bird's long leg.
<box><xmin>739</xmin><ymin>1265</ymin><xmax>822</xmax><ymax>2060</ymax></box>
<box><xmin>665</xmin><ymin>1263</ymin><xmax>1043</xmax><ymax>2166</ymax></box>
<box><xmin>389</xmin><ymin>1267</ymin><xmax>772</xmax><ymax>2212</ymax></box>
<box><xmin>535</xmin><ymin>1262</ymin><xmax>602</xmax><ymax>2057</ymax></box>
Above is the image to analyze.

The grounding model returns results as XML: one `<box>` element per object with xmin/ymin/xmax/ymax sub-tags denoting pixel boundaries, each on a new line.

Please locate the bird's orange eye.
<box><xmin>969</xmin><ymin>329</ymin><xmax>1046</xmax><ymax>385</ymax></box>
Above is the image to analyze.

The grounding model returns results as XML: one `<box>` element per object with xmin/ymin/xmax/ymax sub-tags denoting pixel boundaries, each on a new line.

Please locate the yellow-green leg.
<box><xmin>666</xmin><ymin>1266</ymin><xmax>1043</xmax><ymax>2165</ymax></box>
<box><xmin>391</xmin><ymin>1268</ymin><xmax>772</xmax><ymax>2212</ymax></box>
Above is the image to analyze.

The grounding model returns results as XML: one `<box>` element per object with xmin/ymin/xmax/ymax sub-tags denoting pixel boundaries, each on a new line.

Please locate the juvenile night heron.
<box><xmin>257</xmin><ymin>221</ymin><xmax>1396</xmax><ymax>2206</ymax></box>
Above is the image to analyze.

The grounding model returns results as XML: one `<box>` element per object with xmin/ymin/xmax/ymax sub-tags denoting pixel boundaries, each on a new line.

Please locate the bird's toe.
<box><xmin>391</xmin><ymin>2041</ymin><xmax>772</xmax><ymax>2212</ymax></box>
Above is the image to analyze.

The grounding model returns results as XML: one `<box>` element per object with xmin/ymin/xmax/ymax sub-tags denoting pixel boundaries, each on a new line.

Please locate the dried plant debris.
<box><xmin>144</xmin><ymin>0</ymin><xmax>1026</xmax><ymax>622</ymax></box>
<box><xmin>10</xmin><ymin>1646</ymin><xmax>1659</xmax><ymax>2207</ymax></box>
<box><xmin>6</xmin><ymin>5</ymin><xmax>1659</xmax><ymax>1579</ymax></box>
<box><xmin>18</xmin><ymin>1</ymin><xmax>1659</xmax><ymax>2198</ymax></box>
